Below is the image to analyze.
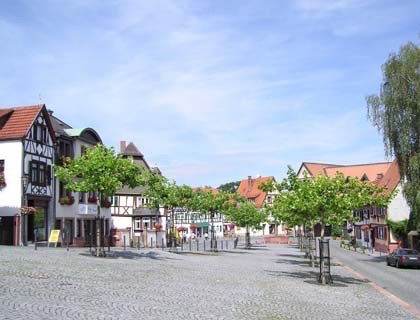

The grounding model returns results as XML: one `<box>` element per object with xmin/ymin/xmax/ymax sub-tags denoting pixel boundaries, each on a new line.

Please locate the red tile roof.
<box><xmin>301</xmin><ymin>161</ymin><xmax>400</xmax><ymax>193</ymax></box>
<box><xmin>301</xmin><ymin>162</ymin><xmax>341</xmax><ymax>177</ymax></box>
<box><xmin>374</xmin><ymin>159</ymin><xmax>401</xmax><ymax>192</ymax></box>
<box><xmin>324</xmin><ymin>162</ymin><xmax>392</xmax><ymax>181</ymax></box>
<box><xmin>0</xmin><ymin>104</ymin><xmax>45</xmax><ymax>140</ymax></box>
<box><xmin>237</xmin><ymin>176</ymin><xmax>274</xmax><ymax>208</ymax></box>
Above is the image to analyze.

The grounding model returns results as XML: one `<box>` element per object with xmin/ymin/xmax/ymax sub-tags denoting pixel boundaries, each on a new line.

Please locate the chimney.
<box><xmin>247</xmin><ymin>175</ymin><xmax>253</xmax><ymax>192</ymax></box>
<box><xmin>47</xmin><ymin>109</ymin><xmax>54</xmax><ymax>116</ymax></box>
<box><xmin>120</xmin><ymin>141</ymin><xmax>126</xmax><ymax>153</ymax></box>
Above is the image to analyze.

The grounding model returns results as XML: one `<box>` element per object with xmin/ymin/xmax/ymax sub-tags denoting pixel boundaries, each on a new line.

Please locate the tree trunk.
<box><xmin>95</xmin><ymin>194</ymin><xmax>104</xmax><ymax>257</ymax></box>
<box><xmin>245</xmin><ymin>225</ymin><xmax>251</xmax><ymax>249</ymax></box>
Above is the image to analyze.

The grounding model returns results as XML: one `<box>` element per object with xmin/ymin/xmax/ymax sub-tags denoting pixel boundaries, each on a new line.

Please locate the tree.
<box><xmin>144</xmin><ymin>175</ymin><xmax>194</xmax><ymax>248</ymax></box>
<box><xmin>217</xmin><ymin>181</ymin><xmax>240</xmax><ymax>193</ymax></box>
<box><xmin>366</xmin><ymin>41</ymin><xmax>420</xmax><ymax>231</ymax></box>
<box><xmin>54</xmin><ymin>144</ymin><xmax>144</xmax><ymax>256</ymax></box>
<box><xmin>263</xmin><ymin>166</ymin><xmax>393</xmax><ymax>284</ymax></box>
<box><xmin>225</xmin><ymin>200</ymin><xmax>268</xmax><ymax>249</ymax></box>
<box><xmin>195</xmin><ymin>190</ymin><xmax>232</xmax><ymax>251</ymax></box>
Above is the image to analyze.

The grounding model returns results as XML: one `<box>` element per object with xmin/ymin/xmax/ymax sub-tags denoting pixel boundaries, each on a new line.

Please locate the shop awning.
<box><xmin>194</xmin><ymin>222</ymin><xmax>209</xmax><ymax>227</ymax></box>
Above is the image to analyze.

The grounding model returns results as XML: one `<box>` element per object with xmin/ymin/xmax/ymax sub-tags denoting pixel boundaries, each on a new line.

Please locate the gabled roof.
<box><xmin>374</xmin><ymin>159</ymin><xmax>401</xmax><ymax>192</ymax></box>
<box><xmin>323</xmin><ymin>162</ymin><xmax>392</xmax><ymax>181</ymax></box>
<box><xmin>299</xmin><ymin>160</ymin><xmax>400</xmax><ymax>193</ymax></box>
<box><xmin>299</xmin><ymin>162</ymin><xmax>341</xmax><ymax>177</ymax></box>
<box><xmin>0</xmin><ymin>104</ymin><xmax>56</xmax><ymax>143</ymax></box>
<box><xmin>123</xmin><ymin>142</ymin><xmax>144</xmax><ymax>157</ymax></box>
<box><xmin>237</xmin><ymin>176</ymin><xmax>274</xmax><ymax>208</ymax></box>
<box><xmin>121</xmin><ymin>141</ymin><xmax>150</xmax><ymax>170</ymax></box>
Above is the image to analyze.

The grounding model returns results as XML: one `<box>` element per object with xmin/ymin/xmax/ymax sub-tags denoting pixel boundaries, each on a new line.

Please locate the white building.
<box><xmin>0</xmin><ymin>104</ymin><xmax>56</xmax><ymax>245</ymax></box>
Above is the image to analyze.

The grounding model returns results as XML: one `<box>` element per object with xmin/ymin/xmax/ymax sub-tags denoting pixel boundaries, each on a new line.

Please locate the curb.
<box><xmin>334</xmin><ymin>257</ymin><xmax>420</xmax><ymax>319</ymax></box>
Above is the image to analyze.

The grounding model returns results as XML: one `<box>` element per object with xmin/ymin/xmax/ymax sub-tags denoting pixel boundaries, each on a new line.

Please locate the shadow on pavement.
<box><xmin>266</xmin><ymin>269</ymin><xmax>370</xmax><ymax>287</ymax></box>
<box><xmin>80</xmin><ymin>250</ymin><xmax>174</xmax><ymax>260</ymax></box>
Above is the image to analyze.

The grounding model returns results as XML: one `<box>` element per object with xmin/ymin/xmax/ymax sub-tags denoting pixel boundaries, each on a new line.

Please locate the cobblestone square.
<box><xmin>0</xmin><ymin>244</ymin><xmax>417</xmax><ymax>320</ymax></box>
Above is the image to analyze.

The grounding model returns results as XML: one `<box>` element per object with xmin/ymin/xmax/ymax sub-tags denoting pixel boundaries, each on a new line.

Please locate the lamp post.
<box><xmin>21</xmin><ymin>174</ymin><xmax>29</xmax><ymax>246</ymax></box>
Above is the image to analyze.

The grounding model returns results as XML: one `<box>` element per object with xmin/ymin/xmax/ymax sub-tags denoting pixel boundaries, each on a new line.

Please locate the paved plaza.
<box><xmin>0</xmin><ymin>243</ymin><xmax>418</xmax><ymax>320</ymax></box>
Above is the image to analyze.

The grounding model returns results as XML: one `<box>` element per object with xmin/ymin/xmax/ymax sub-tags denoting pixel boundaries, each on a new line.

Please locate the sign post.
<box><xmin>48</xmin><ymin>229</ymin><xmax>60</xmax><ymax>247</ymax></box>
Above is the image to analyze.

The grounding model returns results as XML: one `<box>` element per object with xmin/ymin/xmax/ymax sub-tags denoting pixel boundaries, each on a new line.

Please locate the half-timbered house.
<box><xmin>0</xmin><ymin>104</ymin><xmax>56</xmax><ymax>245</ymax></box>
<box><xmin>111</xmin><ymin>141</ymin><xmax>165</xmax><ymax>247</ymax></box>
<box><xmin>297</xmin><ymin>161</ymin><xmax>410</xmax><ymax>253</ymax></box>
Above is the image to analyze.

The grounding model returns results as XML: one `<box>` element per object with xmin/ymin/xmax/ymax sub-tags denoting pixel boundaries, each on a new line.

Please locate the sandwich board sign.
<box><xmin>48</xmin><ymin>229</ymin><xmax>60</xmax><ymax>247</ymax></box>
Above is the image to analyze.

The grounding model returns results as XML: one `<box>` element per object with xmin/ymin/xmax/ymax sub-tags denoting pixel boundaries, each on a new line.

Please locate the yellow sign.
<box><xmin>48</xmin><ymin>229</ymin><xmax>60</xmax><ymax>247</ymax></box>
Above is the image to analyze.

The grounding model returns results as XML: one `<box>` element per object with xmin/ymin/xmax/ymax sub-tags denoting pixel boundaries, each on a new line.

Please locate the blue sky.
<box><xmin>1</xmin><ymin>0</ymin><xmax>419</xmax><ymax>187</ymax></box>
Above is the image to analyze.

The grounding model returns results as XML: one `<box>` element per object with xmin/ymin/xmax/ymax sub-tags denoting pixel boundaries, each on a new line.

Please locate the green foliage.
<box><xmin>264</xmin><ymin>166</ymin><xmax>394</xmax><ymax>238</ymax></box>
<box><xmin>386</xmin><ymin>218</ymin><xmax>408</xmax><ymax>240</ymax></box>
<box><xmin>217</xmin><ymin>181</ymin><xmax>240</xmax><ymax>193</ymax></box>
<box><xmin>54</xmin><ymin>144</ymin><xmax>145</xmax><ymax>196</ymax></box>
<box><xmin>225</xmin><ymin>200</ymin><xmax>268</xmax><ymax>229</ymax></box>
<box><xmin>366</xmin><ymin>41</ymin><xmax>420</xmax><ymax>230</ymax></box>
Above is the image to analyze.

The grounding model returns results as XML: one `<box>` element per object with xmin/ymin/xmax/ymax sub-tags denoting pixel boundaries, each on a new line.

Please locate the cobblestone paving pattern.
<box><xmin>0</xmin><ymin>244</ymin><xmax>417</xmax><ymax>320</ymax></box>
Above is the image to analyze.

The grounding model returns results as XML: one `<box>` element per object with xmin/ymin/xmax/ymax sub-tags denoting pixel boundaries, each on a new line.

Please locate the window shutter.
<box><xmin>384</xmin><ymin>227</ymin><xmax>387</xmax><ymax>240</ymax></box>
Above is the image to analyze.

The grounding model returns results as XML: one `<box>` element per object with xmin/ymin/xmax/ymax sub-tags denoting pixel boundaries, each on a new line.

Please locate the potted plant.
<box><xmin>177</xmin><ymin>226</ymin><xmax>186</xmax><ymax>232</ymax></box>
<box><xmin>190</xmin><ymin>224</ymin><xmax>198</xmax><ymax>231</ymax></box>
<box><xmin>88</xmin><ymin>196</ymin><xmax>98</xmax><ymax>203</ymax></box>
<box><xmin>100</xmin><ymin>198</ymin><xmax>112</xmax><ymax>208</ymax></box>
<box><xmin>59</xmin><ymin>196</ymin><xmax>75</xmax><ymax>205</ymax></box>
<box><xmin>0</xmin><ymin>173</ymin><xmax>6</xmax><ymax>189</ymax></box>
<box><xmin>155</xmin><ymin>223</ymin><xmax>163</xmax><ymax>231</ymax></box>
<box><xmin>228</xmin><ymin>222</ymin><xmax>235</xmax><ymax>230</ymax></box>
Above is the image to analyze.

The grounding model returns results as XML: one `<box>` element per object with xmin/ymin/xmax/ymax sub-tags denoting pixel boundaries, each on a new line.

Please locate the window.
<box><xmin>134</xmin><ymin>217</ymin><xmax>141</xmax><ymax>230</ymax></box>
<box><xmin>81</xmin><ymin>145</ymin><xmax>87</xmax><ymax>155</ymax></box>
<box><xmin>30</xmin><ymin>161</ymin><xmax>51</xmax><ymax>186</ymax></box>
<box><xmin>32</xmin><ymin>125</ymin><xmax>48</xmax><ymax>143</ymax></box>
<box><xmin>113</xmin><ymin>196</ymin><xmax>119</xmax><ymax>206</ymax></box>
<box><xmin>59</xmin><ymin>182</ymin><xmax>72</xmax><ymax>198</ymax></box>
<box><xmin>266</xmin><ymin>196</ymin><xmax>272</xmax><ymax>204</ymax></box>
<box><xmin>377</xmin><ymin>226</ymin><xmax>385</xmax><ymax>240</ymax></box>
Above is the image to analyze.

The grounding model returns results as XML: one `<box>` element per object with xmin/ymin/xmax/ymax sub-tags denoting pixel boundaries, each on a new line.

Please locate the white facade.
<box><xmin>387</xmin><ymin>185</ymin><xmax>410</xmax><ymax>222</ymax></box>
<box><xmin>0</xmin><ymin>140</ymin><xmax>23</xmax><ymax>213</ymax></box>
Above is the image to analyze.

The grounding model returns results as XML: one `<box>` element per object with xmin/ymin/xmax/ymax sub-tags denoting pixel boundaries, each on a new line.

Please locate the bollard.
<box><xmin>89</xmin><ymin>233</ymin><xmax>92</xmax><ymax>253</ymax></box>
<box><xmin>137</xmin><ymin>238</ymin><xmax>140</xmax><ymax>250</ymax></box>
<box><xmin>34</xmin><ymin>230</ymin><xmax>37</xmax><ymax>251</ymax></box>
<box><xmin>204</xmin><ymin>240</ymin><xmax>206</xmax><ymax>251</ymax></box>
<box><xmin>226</xmin><ymin>240</ymin><xmax>228</xmax><ymax>250</ymax></box>
<box><xmin>221</xmin><ymin>240</ymin><xmax>223</xmax><ymax>250</ymax></box>
<box><xmin>162</xmin><ymin>238</ymin><xmax>164</xmax><ymax>250</ymax></box>
<box><xmin>123</xmin><ymin>235</ymin><xmax>126</xmax><ymax>250</ymax></box>
<box><xmin>189</xmin><ymin>238</ymin><xmax>192</xmax><ymax>251</ymax></box>
<box><xmin>108</xmin><ymin>234</ymin><xmax>111</xmax><ymax>252</ymax></box>
<box><xmin>196</xmin><ymin>239</ymin><xmax>199</xmax><ymax>251</ymax></box>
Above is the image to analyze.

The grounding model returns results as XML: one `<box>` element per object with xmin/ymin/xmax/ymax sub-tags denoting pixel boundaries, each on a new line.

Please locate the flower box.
<box><xmin>88</xmin><ymin>196</ymin><xmax>98</xmax><ymax>204</ymax></box>
<box><xmin>59</xmin><ymin>196</ymin><xmax>75</xmax><ymax>205</ymax></box>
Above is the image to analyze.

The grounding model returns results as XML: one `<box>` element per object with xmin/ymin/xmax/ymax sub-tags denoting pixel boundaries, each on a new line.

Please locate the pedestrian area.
<box><xmin>0</xmin><ymin>244</ymin><xmax>417</xmax><ymax>320</ymax></box>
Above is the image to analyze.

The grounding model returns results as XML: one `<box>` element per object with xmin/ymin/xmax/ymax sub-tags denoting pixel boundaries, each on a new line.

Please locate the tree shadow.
<box><xmin>80</xmin><ymin>250</ymin><xmax>174</xmax><ymax>260</ymax></box>
<box><xmin>266</xmin><ymin>269</ymin><xmax>370</xmax><ymax>287</ymax></box>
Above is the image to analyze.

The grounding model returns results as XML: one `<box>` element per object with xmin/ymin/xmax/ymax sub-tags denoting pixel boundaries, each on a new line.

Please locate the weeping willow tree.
<box><xmin>366</xmin><ymin>41</ymin><xmax>420</xmax><ymax>231</ymax></box>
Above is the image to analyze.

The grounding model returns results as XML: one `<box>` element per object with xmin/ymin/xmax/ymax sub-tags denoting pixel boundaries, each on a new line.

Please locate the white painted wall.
<box><xmin>387</xmin><ymin>185</ymin><xmax>410</xmax><ymax>222</ymax></box>
<box><xmin>112</xmin><ymin>216</ymin><xmax>131</xmax><ymax>230</ymax></box>
<box><xmin>0</xmin><ymin>140</ymin><xmax>23</xmax><ymax>214</ymax></box>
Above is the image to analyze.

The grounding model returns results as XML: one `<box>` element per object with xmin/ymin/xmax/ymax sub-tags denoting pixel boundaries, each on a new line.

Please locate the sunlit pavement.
<box><xmin>0</xmin><ymin>244</ymin><xmax>418</xmax><ymax>320</ymax></box>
